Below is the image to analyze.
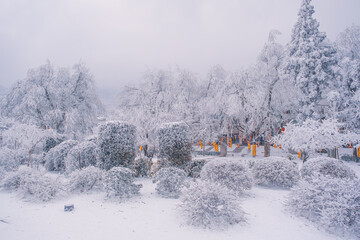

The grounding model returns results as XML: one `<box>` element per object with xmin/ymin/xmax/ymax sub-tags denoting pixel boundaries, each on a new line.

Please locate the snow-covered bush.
<box><xmin>1</xmin><ymin>166</ymin><xmax>61</xmax><ymax>202</ymax></box>
<box><xmin>180</xmin><ymin>180</ymin><xmax>246</xmax><ymax>229</ymax></box>
<box><xmin>132</xmin><ymin>157</ymin><xmax>152</xmax><ymax>177</ymax></box>
<box><xmin>158</xmin><ymin>122</ymin><xmax>192</xmax><ymax>168</ymax></box>
<box><xmin>103</xmin><ymin>167</ymin><xmax>142</xmax><ymax>199</ymax></box>
<box><xmin>184</xmin><ymin>159</ymin><xmax>207</xmax><ymax>178</ymax></box>
<box><xmin>252</xmin><ymin>157</ymin><xmax>299</xmax><ymax>188</ymax></box>
<box><xmin>0</xmin><ymin>147</ymin><xmax>21</xmax><ymax>171</ymax></box>
<box><xmin>0</xmin><ymin>167</ymin><xmax>5</xmax><ymax>181</ymax></box>
<box><xmin>152</xmin><ymin>167</ymin><xmax>187</xmax><ymax>198</ymax></box>
<box><xmin>68</xmin><ymin>166</ymin><xmax>104</xmax><ymax>193</ymax></box>
<box><xmin>1</xmin><ymin>122</ymin><xmax>60</xmax><ymax>166</ymax></box>
<box><xmin>288</xmin><ymin>177</ymin><xmax>360</xmax><ymax>237</ymax></box>
<box><xmin>200</xmin><ymin>159</ymin><xmax>253</xmax><ymax>194</ymax></box>
<box><xmin>98</xmin><ymin>121</ymin><xmax>136</xmax><ymax>170</ymax></box>
<box><xmin>301</xmin><ymin>157</ymin><xmax>357</xmax><ymax>180</ymax></box>
<box><xmin>65</xmin><ymin>141</ymin><xmax>98</xmax><ymax>173</ymax></box>
<box><xmin>44</xmin><ymin>140</ymin><xmax>78</xmax><ymax>172</ymax></box>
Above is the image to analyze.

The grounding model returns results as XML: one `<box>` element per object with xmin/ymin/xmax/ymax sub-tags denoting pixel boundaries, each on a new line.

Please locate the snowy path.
<box><xmin>0</xmin><ymin>179</ymin><xmax>347</xmax><ymax>240</ymax></box>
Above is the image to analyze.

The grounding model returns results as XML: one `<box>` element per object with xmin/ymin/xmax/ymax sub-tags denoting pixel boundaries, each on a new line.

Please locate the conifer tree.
<box><xmin>286</xmin><ymin>0</ymin><xmax>338</xmax><ymax>121</ymax></box>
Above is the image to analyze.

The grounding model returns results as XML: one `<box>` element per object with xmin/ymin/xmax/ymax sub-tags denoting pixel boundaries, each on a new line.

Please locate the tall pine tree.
<box><xmin>286</xmin><ymin>0</ymin><xmax>338</xmax><ymax>121</ymax></box>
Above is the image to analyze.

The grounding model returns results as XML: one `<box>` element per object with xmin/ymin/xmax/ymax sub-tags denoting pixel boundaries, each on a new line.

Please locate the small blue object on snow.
<box><xmin>64</xmin><ymin>204</ymin><xmax>74</xmax><ymax>212</ymax></box>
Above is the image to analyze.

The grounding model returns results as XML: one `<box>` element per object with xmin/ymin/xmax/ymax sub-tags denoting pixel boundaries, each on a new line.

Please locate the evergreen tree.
<box><xmin>336</xmin><ymin>26</ymin><xmax>360</xmax><ymax>132</ymax></box>
<box><xmin>286</xmin><ymin>0</ymin><xmax>338</xmax><ymax>121</ymax></box>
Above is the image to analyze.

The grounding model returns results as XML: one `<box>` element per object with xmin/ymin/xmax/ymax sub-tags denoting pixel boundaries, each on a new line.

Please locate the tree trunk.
<box><xmin>264</xmin><ymin>141</ymin><xmax>270</xmax><ymax>157</ymax></box>
<box><xmin>220</xmin><ymin>142</ymin><xmax>227</xmax><ymax>157</ymax></box>
<box><xmin>353</xmin><ymin>148</ymin><xmax>359</xmax><ymax>162</ymax></box>
<box><xmin>144</xmin><ymin>144</ymin><xmax>148</xmax><ymax>157</ymax></box>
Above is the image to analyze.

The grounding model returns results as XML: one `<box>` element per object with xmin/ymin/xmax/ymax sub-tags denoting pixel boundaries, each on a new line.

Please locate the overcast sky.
<box><xmin>0</xmin><ymin>0</ymin><xmax>359</xmax><ymax>105</ymax></box>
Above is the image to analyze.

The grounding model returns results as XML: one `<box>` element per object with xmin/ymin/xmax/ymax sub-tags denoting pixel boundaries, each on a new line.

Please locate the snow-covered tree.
<box><xmin>103</xmin><ymin>167</ymin><xmax>142</xmax><ymax>199</ymax></box>
<box><xmin>97</xmin><ymin>121</ymin><xmax>136</xmax><ymax>170</ymax></box>
<box><xmin>335</xmin><ymin>26</ymin><xmax>360</xmax><ymax>132</ymax></box>
<box><xmin>252</xmin><ymin>157</ymin><xmax>300</xmax><ymax>188</ymax></box>
<box><xmin>251</xmin><ymin>30</ymin><xmax>298</xmax><ymax>156</ymax></box>
<box><xmin>158</xmin><ymin>122</ymin><xmax>192</xmax><ymax>168</ymax></box>
<box><xmin>152</xmin><ymin>167</ymin><xmax>187</xmax><ymax>198</ymax></box>
<box><xmin>200</xmin><ymin>159</ymin><xmax>253</xmax><ymax>194</ymax></box>
<box><xmin>285</xmin><ymin>0</ymin><xmax>339</xmax><ymax>121</ymax></box>
<box><xmin>116</xmin><ymin>68</ymin><xmax>200</xmax><ymax>156</ymax></box>
<box><xmin>277</xmin><ymin>119</ymin><xmax>359</xmax><ymax>161</ymax></box>
<box><xmin>180</xmin><ymin>180</ymin><xmax>246</xmax><ymax>229</ymax></box>
<box><xmin>0</xmin><ymin>61</ymin><xmax>104</xmax><ymax>139</ymax></box>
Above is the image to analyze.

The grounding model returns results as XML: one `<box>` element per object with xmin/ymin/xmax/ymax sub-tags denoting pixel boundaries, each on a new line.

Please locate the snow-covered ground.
<box><xmin>1</xmin><ymin>148</ymin><xmax>359</xmax><ymax>240</ymax></box>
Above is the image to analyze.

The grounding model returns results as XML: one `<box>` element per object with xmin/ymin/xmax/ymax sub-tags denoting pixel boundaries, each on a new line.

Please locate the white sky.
<box><xmin>0</xmin><ymin>0</ymin><xmax>359</xmax><ymax>105</ymax></box>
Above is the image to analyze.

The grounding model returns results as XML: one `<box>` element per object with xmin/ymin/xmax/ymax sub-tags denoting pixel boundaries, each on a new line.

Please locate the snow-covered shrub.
<box><xmin>68</xmin><ymin>166</ymin><xmax>104</xmax><ymax>193</ymax></box>
<box><xmin>180</xmin><ymin>180</ymin><xmax>246</xmax><ymax>229</ymax></box>
<box><xmin>288</xmin><ymin>177</ymin><xmax>360</xmax><ymax>237</ymax></box>
<box><xmin>0</xmin><ymin>167</ymin><xmax>5</xmax><ymax>181</ymax></box>
<box><xmin>0</xmin><ymin>147</ymin><xmax>21</xmax><ymax>171</ymax></box>
<box><xmin>98</xmin><ymin>121</ymin><xmax>136</xmax><ymax>170</ymax></box>
<box><xmin>65</xmin><ymin>141</ymin><xmax>98</xmax><ymax>173</ymax></box>
<box><xmin>158</xmin><ymin>122</ymin><xmax>192</xmax><ymax>168</ymax></box>
<box><xmin>252</xmin><ymin>157</ymin><xmax>299</xmax><ymax>188</ymax></box>
<box><xmin>132</xmin><ymin>157</ymin><xmax>152</xmax><ymax>177</ymax></box>
<box><xmin>152</xmin><ymin>167</ymin><xmax>187</xmax><ymax>198</ymax></box>
<box><xmin>103</xmin><ymin>167</ymin><xmax>142</xmax><ymax>199</ymax></box>
<box><xmin>301</xmin><ymin>157</ymin><xmax>357</xmax><ymax>180</ymax></box>
<box><xmin>200</xmin><ymin>159</ymin><xmax>253</xmax><ymax>194</ymax></box>
<box><xmin>44</xmin><ymin>140</ymin><xmax>78</xmax><ymax>172</ymax></box>
<box><xmin>1</xmin><ymin>166</ymin><xmax>61</xmax><ymax>202</ymax></box>
<box><xmin>184</xmin><ymin>159</ymin><xmax>207</xmax><ymax>178</ymax></box>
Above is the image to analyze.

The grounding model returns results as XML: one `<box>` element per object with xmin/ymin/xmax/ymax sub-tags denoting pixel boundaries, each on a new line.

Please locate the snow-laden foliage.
<box><xmin>180</xmin><ymin>180</ymin><xmax>246</xmax><ymax>229</ymax></box>
<box><xmin>301</xmin><ymin>157</ymin><xmax>357</xmax><ymax>180</ymax></box>
<box><xmin>0</xmin><ymin>148</ymin><xmax>22</xmax><ymax>171</ymax></box>
<box><xmin>285</xmin><ymin>0</ymin><xmax>339</xmax><ymax>120</ymax></box>
<box><xmin>277</xmin><ymin>119</ymin><xmax>359</xmax><ymax>160</ymax></box>
<box><xmin>0</xmin><ymin>61</ymin><xmax>104</xmax><ymax>138</ymax></box>
<box><xmin>0</xmin><ymin>167</ymin><xmax>5</xmax><ymax>181</ymax></box>
<box><xmin>65</xmin><ymin>141</ymin><xmax>98</xmax><ymax>173</ymax></box>
<box><xmin>97</xmin><ymin>121</ymin><xmax>136</xmax><ymax>170</ymax></box>
<box><xmin>184</xmin><ymin>159</ymin><xmax>207</xmax><ymax>178</ymax></box>
<box><xmin>67</xmin><ymin>166</ymin><xmax>104</xmax><ymax>193</ymax></box>
<box><xmin>0</xmin><ymin>121</ymin><xmax>60</xmax><ymax>168</ymax></box>
<box><xmin>200</xmin><ymin>159</ymin><xmax>253</xmax><ymax>194</ymax></box>
<box><xmin>288</xmin><ymin>177</ymin><xmax>360</xmax><ymax>237</ymax></box>
<box><xmin>1</xmin><ymin>166</ymin><xmax>62</xmax><ymax>202</ymax></box>
<box><xmin>116</xmin><ymin>68</ymin><xmax>200</xmax><ymax>153</ymax></box>
<box><xmin>44</xmin><ymin>140</ymin><xmax>78</xmax><ymax>172</ymax></box>
<box><xmin>152</xmin><ymin>167</ymin><xmax>187</xmax><ymax>198</ymax></box>
<box><xmin>103</xmin><ymin>167</ymin><xmax>142</xmax><ymax>199</ymax></box>
<box><xmin>158</xmin><ymin>122</ymin><xmax>192</xmax><ymax>167</ymax></box>
<box><xmin>336</xmin><ymin>25</ymin><xmax>360</xmax><ymax>133</ymax></box>
<box><xmin>42</xmin><ymin>135</ymin><xmax>64</xmax><ymax>153</ymax></box>
<box><xmin>132</xmin><ymin>157</ymin><xmax>152</xmax><ymax>177</ymax></box>
<box><xmin>252</xmin><ymin>157</ymin><xmax>299</xmax><ymax>188</ymax></box>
